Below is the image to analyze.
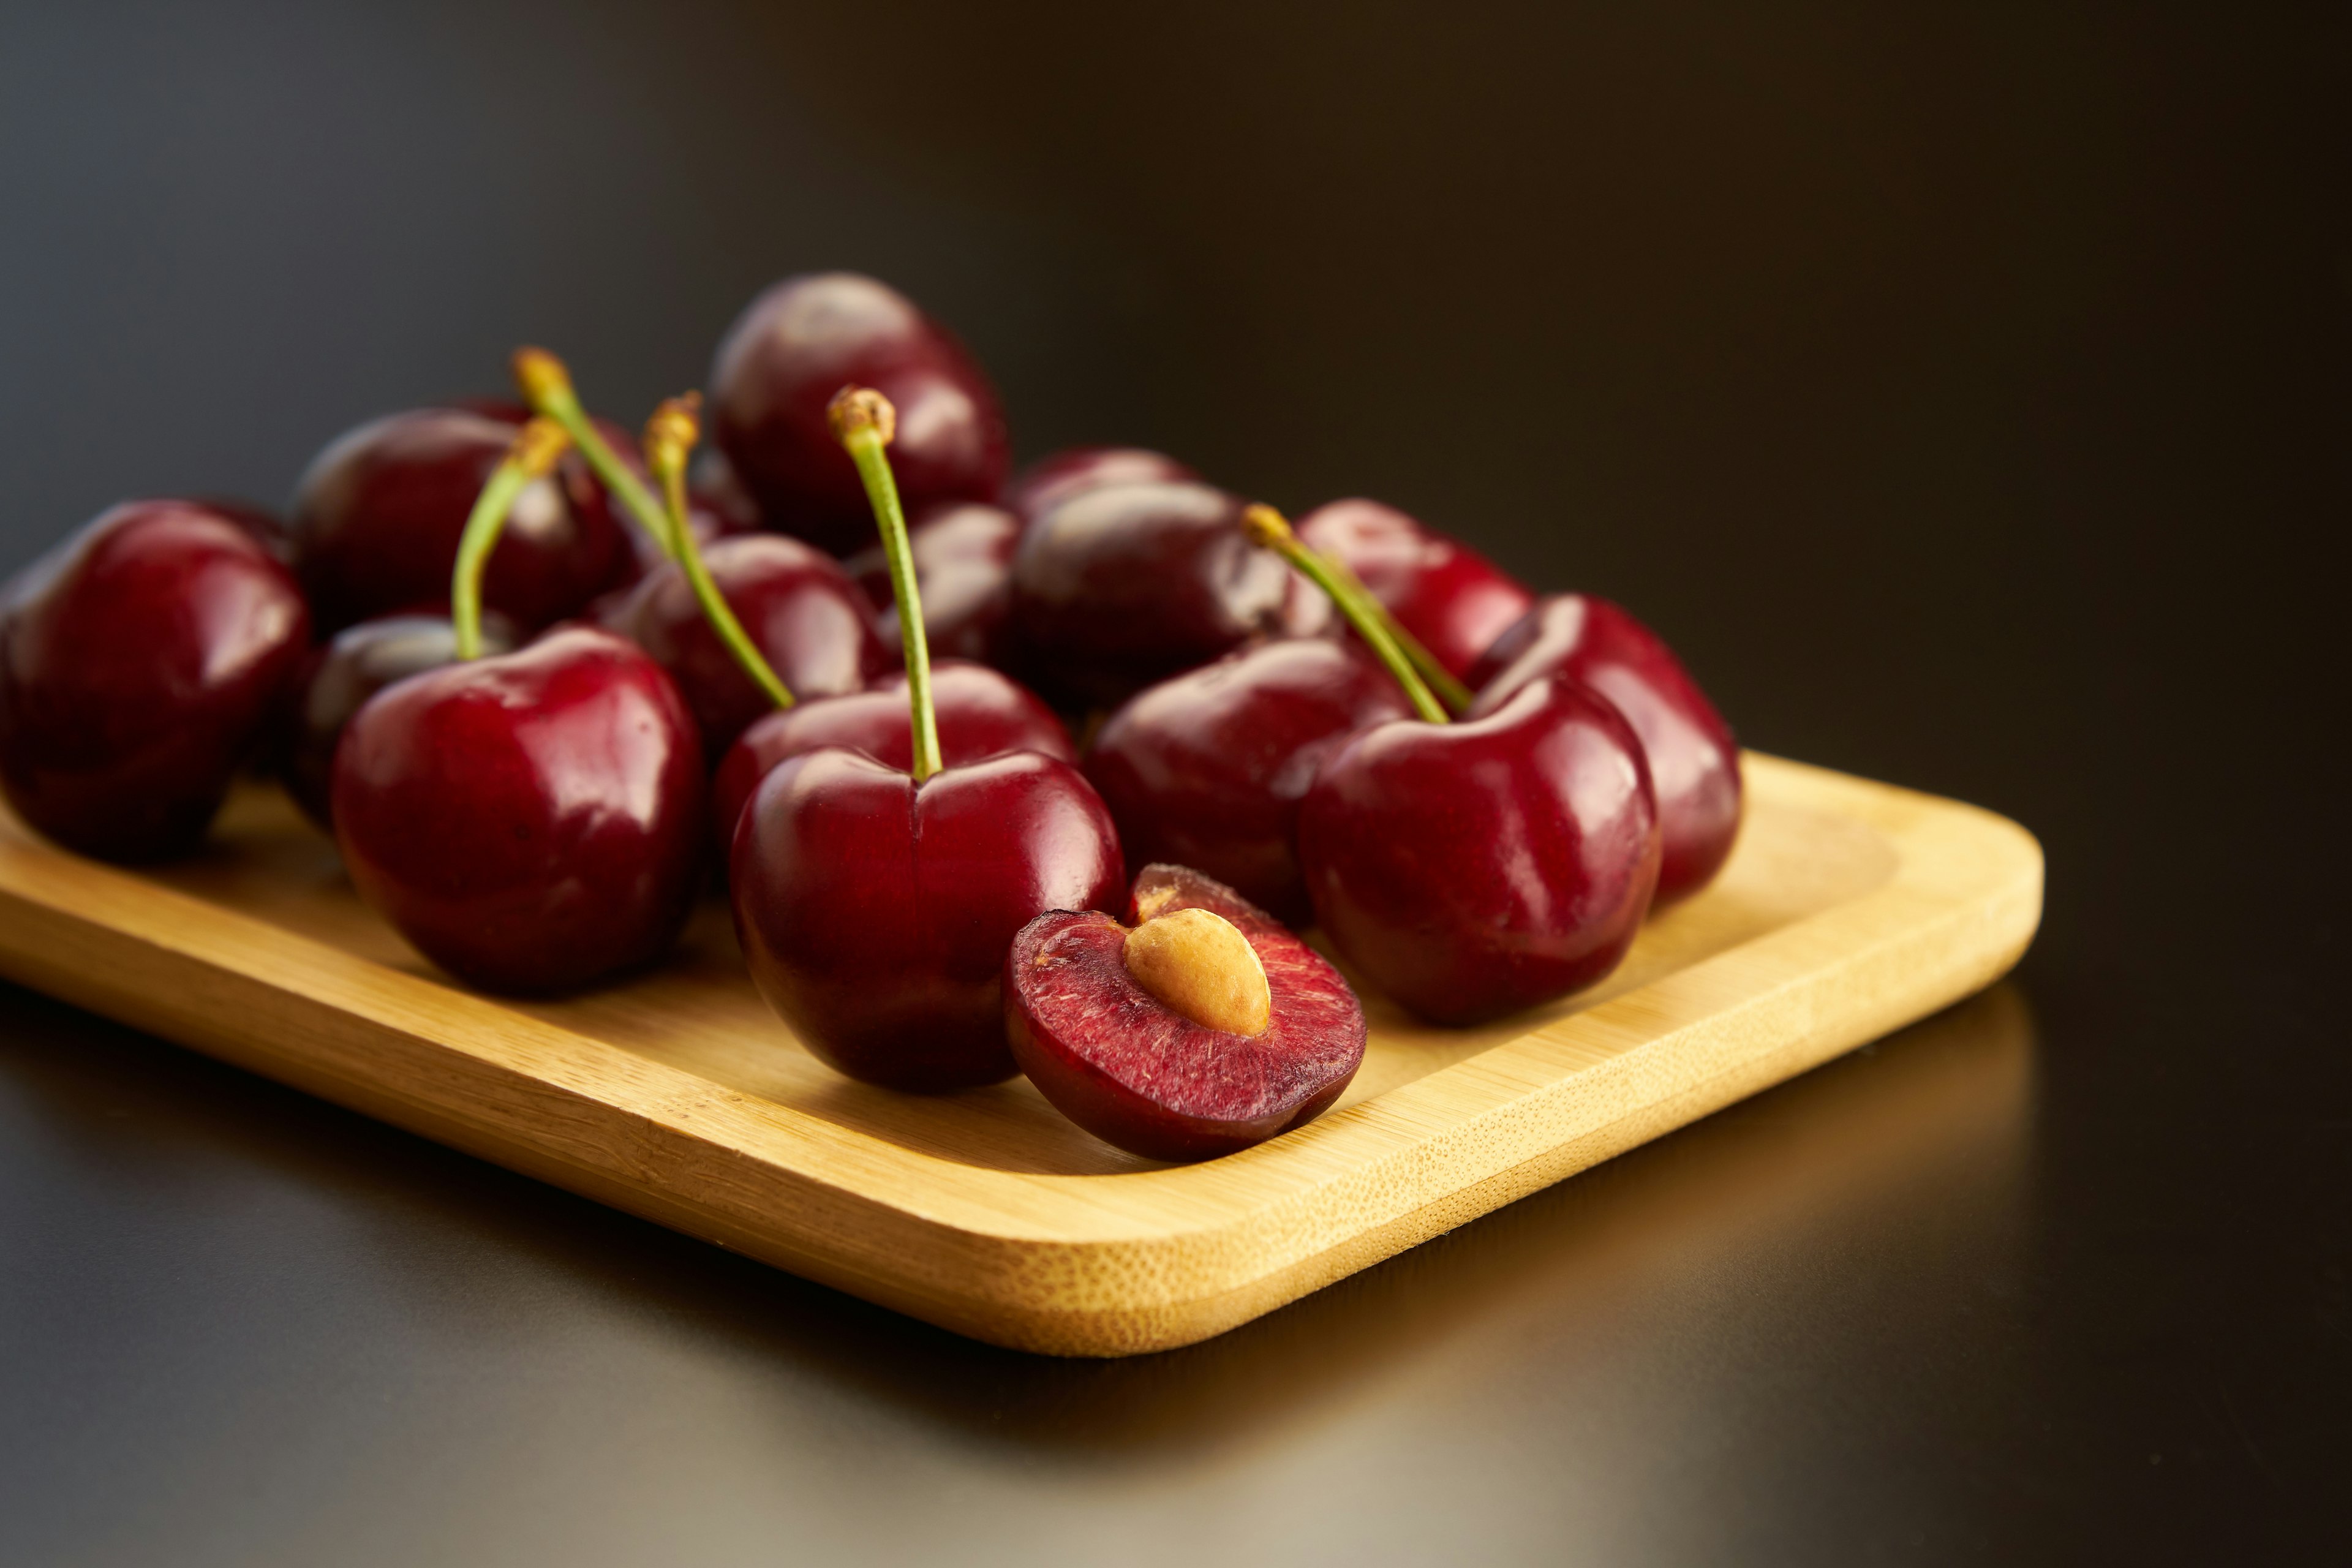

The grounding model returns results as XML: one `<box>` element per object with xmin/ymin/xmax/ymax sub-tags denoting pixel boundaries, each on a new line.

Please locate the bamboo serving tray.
<box><xmin>0</xmin><ymin>752</ymin><xmax>2039</xmax><ymax>1356</ymax></box>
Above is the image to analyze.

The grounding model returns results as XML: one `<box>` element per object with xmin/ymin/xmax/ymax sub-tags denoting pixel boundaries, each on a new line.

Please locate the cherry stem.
<box><xmin>1319</xmin><ymin>556</ymin><xmax>1475</xmax><ymax>714</ymax></box>
<box><xmin>829</xmin><ymin>385</ymin><xmax>943</xmax><ymax>782</ymax></box>
<box><xmin>1242</xmin><ymin>505</ymin><xmax>1449</xmax><ymax>723</ymax></box>
<box><xmin>511</xmin><ymin>346</ymin><xmax>677</xmax><ymax>561</ymax></box>
<box><xmin>452</xmin><ymin>418</ymin><xmax>571</xmax><ymax>659</ymax></box>
<box><xmin>644</xmin><ymin>394</ymin><xmax>797</xmax><ymax>711</ymax></box>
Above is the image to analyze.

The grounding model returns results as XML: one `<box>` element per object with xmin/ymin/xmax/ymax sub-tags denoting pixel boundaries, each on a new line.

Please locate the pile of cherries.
<box><xmin>0</xmin><ymin>272</ymin><xmax>1741</xmax><ymax>1163</ymax></box>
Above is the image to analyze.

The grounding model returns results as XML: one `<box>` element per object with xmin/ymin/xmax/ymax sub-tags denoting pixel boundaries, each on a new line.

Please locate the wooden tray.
<box><xmin>0</xmin><ymin>753</ymin><xmax>2040</xmax><ymax>1356</ymax></box>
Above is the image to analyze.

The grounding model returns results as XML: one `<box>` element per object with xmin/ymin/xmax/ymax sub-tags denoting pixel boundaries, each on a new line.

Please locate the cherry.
<box><xmin>0</xmin><ymin>500</ymin><xmax>311</xmax><ymax>861</ymax></box>
<box><xmin>731</xmin><ymin>387</ymin><xmax>1124</xmax><ymax>1091</ymax></box>
<box><xmin>1468</xmin><ymin>594</ymin><xmax>1741</xmax><ymax>905</ymax></box>
<box><xmin>1006</xmin><ymin>863</ymin><xmax>1366</xmax><ymax>1161</ymax></box>
<box><xmin>712</xmin><ymin>659</ymin><xmax>1071</xmax><ymax>854</ymax></box>
<box><xmin>1084</xmin><ymin>638</ymin><xmax>1410</xmax><ymax>925</ymax></box>
<box><xmin>844</xmin><ymin>501</ymin><xmax>1023</xmax><ymax>668</ymax></box>
<box><xmin>1295</xmin><ymin>499</ymin><xmax>1534</xmax><ymax>681</ymax></box>
<box><xmin>688</xmin><ymin>446</ymin><xmax>766</xmax><ymax>534</ymax></box>
<box><xmin>708</xmin><ymin>273</ymin><xmax>1010</xmax><ymax>556</ymax></box>
<box><xmin>1005</xmin><ymin>446</ymin><xmax>1198</xmax><ymax>522</ymax></box>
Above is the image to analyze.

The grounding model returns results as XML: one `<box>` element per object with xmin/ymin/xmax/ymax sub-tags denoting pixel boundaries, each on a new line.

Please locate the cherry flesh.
<box><xmin>1084</xmin><ymin>638</ymin><xmax>1411</xmax><ymax>926</ymax></box>
<box><xmin>1297</xmin><ymin>674</ymin><xmax>1662</xmax><ymax>1025</ymax></box>
<box><xmin>707</xmin><ymin>273</ymin><xmax>1010</xmax><ymax>556</ymax></box>
<box><xmin>0</xmin><ymin>500</ymin><xmax>311</xmax><ymax>862</ymax></box>
<box><xmin>845</xmin><ymin>502</ymin><xmax>1023</xmax><ymax>669</ymax></box>
<box><xmin>712</xmin><ymin>659</ymin><xmax>1071</xmax><ymax>854</ymax></box>
<box><xmin>601</xmin><ymin>533</ymin><xmax>891</xmax><ymax>756</ymax></box>
<box><xmin>332</xmin><ymin>626</ymin><xmax>704</xmax><ymax>994</ymax></box>
<box><xmin>1295</xmin><ymin>499</ymin><xmax>1534</xmax><ymax>678</ymax></box>
<box><xmin>290</xmin><ymin>407</ymin><xmax>634</xmax><ymax>633</ymax></box>
<box><xmin>1006</xmin><ymin>447</ymin><xmax>1197</xmax><ymax>522</ymax></box>
<box><xmin>1469</xmin><ymin>595</ymin><xmax>1741</xmax><ymax>905</ymax></box>
<box><xmin>731</xmin><ymin>747</ymin><xmax>1123</xmax><ymax>1090</ymax></box>
<box><xmin>1007</xmin><ymin>863</ymin><xmax>1366</xmax><ymax>1161</ymax></box>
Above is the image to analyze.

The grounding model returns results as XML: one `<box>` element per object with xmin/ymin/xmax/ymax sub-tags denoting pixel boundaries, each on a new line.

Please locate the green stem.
<box><xmin>512</xmin><ymin>350</ymin><xmax>677</xmax><ymax>560</ymax></box>
<box><xmin>1243</xmin><ymin>507</ymin><xmax>1449</xmax><ymax>723</ymax></box>
<box><xmin>652</xmin><ymin>448</ymin><xmax>796</xmax><ymax>711</ymax></box>
<box><xmin>451</xmin><ymin>466</ymin><xmax>532</xmax><ymax>660</ymax></box>
<box><xmin>840</xmin><ymin>423</ymin><xmax>942</xmax><ymax>782</ymax></box>
<box><xmin>1321</xmin><ymin>557</ymin><xmax>1474</xmax><ymax>714</ymax></box>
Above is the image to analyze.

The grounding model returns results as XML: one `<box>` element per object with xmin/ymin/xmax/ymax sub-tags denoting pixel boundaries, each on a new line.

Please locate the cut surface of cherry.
<box><xmin>731</xmin><ymin>747</ymin><xmax>1123</xmax><ymax>1091</ymax></box>
<box><xmin>332</xmin><ymin>626</ymin><xmax>705</xmax><ymax>995</ymax></box>
<box><xmin>1009</xmin><ymin>479</ymin><xmax>1294</xmax><ymax>707</ymax></box>
<box><xmin>712</xmin><ymin>659</ymin><xmax>1071</xmax><ymax>853</ymax></box>
<box><xmin>290</xmin><ymin>407</ymin><xmax>634</xmax><ymax>632</ymax></box>
<box><xmin>1084</xmin><ymin>638</ymin><xmax>1411</xmax><ymax>925</ymax></box>
<box><xmin>1296</xmin><ymin>499</ymin><xmax>1534</xmax><ymax>678</ymax></box>
<box><xmin>1298</xmin><ymin>674</ymin><xmax>1662</xmax><ymax>1025</ymax></box>
<box><xmin>601</xmin><ymin>533</ymin><xmax>891</xmax><ymax>755</ymax></box>
<box><xmin>1006</xmin><ymin>862</ymin><xmax>1366</xmax><ymax>1162</ymax></box>
<box><xmin>1005</xmin><ymin>446</ymin><xmax>1198</xmax><ymax>522</ymax></box>
<box><xmin>282</xmin><ymin>612</ymin><xmax>514</xmax><ymax>829</ymax></box>
<box><xmin>845</xmin><ymin>501</ymin><xmax>1023</xmax><ymax>668</ymax></box>
<box><xmin>707</xmin><ymin>273</ymin><xmax>1009</xmax><ymax>555</ymax></box>
<box><xmin>1469</xmin><ymin>594</ymin><xmax>1741</xmax><ymax>904</ymax></box>
<box><xmin>0</xmin><ymin>500</ymin><xmax>311</xmax><ymax>862</ymax></box>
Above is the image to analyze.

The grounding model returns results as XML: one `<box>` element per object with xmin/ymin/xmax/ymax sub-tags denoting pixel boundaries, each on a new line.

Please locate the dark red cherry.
<box><xmin>688</xmin><ymin>446</ymin><xmax>767</xmax><ymax>534</ymax></box>
<box><xmin>707</xmin><ymin>273</ymin><xmax>1010</xmax><ymax>555</ymax></box>
<box><xmin>290</xmin><ymin>407</ymin><xmax>635</xmax><ymax>633</ymax></box>
<box><xmin>712</xmin><ymin>659</ymin><xmax>1071</xmax><ymax>853</ymax></box>
<box><xmin>1295</xmin><ymin>499</ymin><xmax>1534</xmax><ymax>678</ymax></box>
<box><xmin>1084</xmin><ymin>638</ymin><xmax>1411</xmax><ymax>926</ymax></box>
<box><xmin>1468</xmin><ymin>594</ymin><xmax>1741</xmax><ymax>905</ymax></box>
<box><xmin>332</xmin><ymin>626</ymin><xmax>704</xmax><ymax>994</ymax></box>
<box><xmin>844</xmin><ymin>501</ymin><xmax>1022</xmax><ymax>668</ymax></box>
<box><xmin>732</xmin><ymin>747</ymin><xmax>1123</xmax><ymax>1090</ymax></box>
<box><xmin>1006</xmin><ymin>863</ymin><xmax>1366</xmax><ymax>1161</ymax></box>
<box><xmin>281</xmin><ymin>612</ymin><xmax>516</xmax><ymax>830</ymax></box>
<box><xmin>601</xmin><ymin>533</ymin><xmax>892</xmax><ymax>756</ymax></box>
<box><xmin>1006</xmin><ymin>447</ymin><xmax>1198</xmax><ymax>522</ymax></box>
<box><xmin>1297</xmin><ymin>675</ymin><xmax>1661</xmax><ymax>1025</ymax></box>
<box><xmin>1009</xmin><ymin>480</ymin><xmax>1294</xmax><ymax>707</ymax></box>
<box><xmin>0</xmin><ymin>500</ymin><xmax>311</xmax><ymax>862</ymax></box>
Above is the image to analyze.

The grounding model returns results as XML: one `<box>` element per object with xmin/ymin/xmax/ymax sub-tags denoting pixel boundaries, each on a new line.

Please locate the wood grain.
<box><xmin>0</xmin><ymin>753</ymin><xmax>2040</xmax><ymax>1355</ymax></box>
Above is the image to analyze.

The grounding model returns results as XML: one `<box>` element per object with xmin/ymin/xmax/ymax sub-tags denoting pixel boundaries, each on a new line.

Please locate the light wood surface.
<box><xmin>0</xmin><ymin>753</ymin><xmax>2040</xmax><ymax>1355</ymax></box>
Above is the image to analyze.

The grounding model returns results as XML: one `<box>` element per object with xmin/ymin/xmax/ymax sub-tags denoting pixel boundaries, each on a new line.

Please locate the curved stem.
<box><xmin>511</xmin><ymin>347</ymin><xmax>677</xmax><ymax>560</ymax></box>
<box><xmin>1317</xmin><ymin>554</ymin><xmax>1474</xmax><ymax>714</ymax></box>
<box><xmin>1242</xmin><ymin>505</ymin><xmax>1449</xmax><ymax>723</ymax></box>
<box><xmin>452</xmin><ymin>419</ymin><xmax>570</xmax><ymax>660</ymax></box>
<box><xmin>643</xmin><ymin>396</ymin><xmax>796</xmax><ymax>711</ymax></box>
<box><xmin>831</xmin><ymin>387</ymin><xmax>942</xmax><ymax>782</ymax></box>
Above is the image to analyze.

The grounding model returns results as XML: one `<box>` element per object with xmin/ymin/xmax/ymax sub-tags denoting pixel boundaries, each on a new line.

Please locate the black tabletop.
<box><xmin>1</xmin><ymin>3</ymin><xmax>2343</xmax><ymax>1562</ymax></box>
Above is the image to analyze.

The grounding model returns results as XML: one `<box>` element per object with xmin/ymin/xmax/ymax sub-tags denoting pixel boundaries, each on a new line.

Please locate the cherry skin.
<box><xmin>1468</xmin><ymin>594</ymin><xmax>1741</xmax><ymax>905</ymax></box>
<box><xmin>688</xmin><ymin>446</ymin><xmax>766</xmax><ymax>534</ymax></box>
<box><xmin>845</xmin><ymin>502</ymin><xmax>1023</xmax><ymax>668</ymax></box>
<box><xmin>332</xmin><ymin>626</ymin><xmax>704</xmax><ymax>995</ymax></box>
<box><xmin>1005</xmin><ymin>447</ymin><xmax>1198</xmax><ymax>522</ymax></box>
<box><xmin>1295</xmin><ymin>499</ymin><xmax>1534</xmax><ymax>678</ymax></box>
<box><xmin>1084</xmin><ymin>638</ymin><xmax>1411</xmax><ymax>926</ymax></box>
<box><xmin>712</xmin><ymin>659</ymin><xmax>1072</xmax><ymax>854</ymax></box>
<box><xmin>0</xmin><ymin>500</ymin><xmax>311</xmax><ymax>862</ymax></box>
<box><xmin>290</xmin><ymin>407</ymin><xmax>635</xmax><ymax>633</ymax></box>
<box><xmin>1006</xmin><ymin>863</ymin><xmax>1367</xmax><ymax>1161</ymax></box>
<box><xmin>600</xmin><ymin>533</ymin><xmax>892</xmax><ymax>756</ymax></box>
<box><xmin>281</xmin><ymin>612</ymin><xmax>516</xmax><ymax>830</ymax></box>
<box><xmin>707</xmin><ymin>273</ymin><xmax>1010</xmax><ymax>556</ymax></box>
<box><xmin>1297</xmin><ymin>674</ymin><xmax>1662</xmax><ymax>1025</ymax></box>
<box><xmin>731</xmin><ymin>747</ymin><xmax>1123</xmax><ymax>1091</ymax></box>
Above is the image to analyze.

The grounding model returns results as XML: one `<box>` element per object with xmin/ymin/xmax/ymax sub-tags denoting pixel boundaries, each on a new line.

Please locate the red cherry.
<box><xmin>1006</xmin><ymin>447</ymin><xmax>1199</xmax><ymax>522</ymax></box>
<box><xmin>331</xmin><ymin>626</ymin><xmax>705</xmax><ymax>994</ymax></box>
<box><xmin>1295</xmin><ymin>499</ymin><xmax>1534</xmax><ymax>677</ymax></box>
<box><xmin>0</xmin><ymin>500</ymin><xmax>310</xmax><ymax>861</ymax></box>
<box><xmin>1469</xmin><ymin>594</ymin><xmax>1741</xmax><ymax>905</ymax></box>
<box><xmin>844</xmin><ymin>501</ymin><xmax>1024</xmax><ymax>668</ymax></box>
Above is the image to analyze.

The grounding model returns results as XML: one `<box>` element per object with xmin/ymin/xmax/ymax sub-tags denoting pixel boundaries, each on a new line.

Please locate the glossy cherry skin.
<box><xmin>731</xmin><ymin>748</ymin><xmax>1123</xmax><ymax>1091</ymax></box>
<box><xmin>1084</xmin><ymin>639</ymin><xmax>1411</xmax><ymax>926</ymax></box>
<box><xmin>1006</xmin><ymin>864</ymin><xmax>1367</xmax><ymax>1162</ymax></box>
<box><xmin>1297</xmin><ymin>675</ymin><xmax>1662</xmax><ymax>1025</ymax></box>
<box><xmin>1295</xmin><ymin>499</ymin><xmax>1534</xmax><ymax>678</ymax></box>
<box><xmin>332</xmin><ymin>627</ymin><xmax>704</xmax><ymax>995</ymax></box>
<box><xmin>601</xmin><ymin>533</ymin><xmax>891</xmax><ymax>757</ymax></box>
<box><xmin>708</xmin><ymin>273</ymin><xmax>1011</xmax><ymax>556</ymax></box>
<box><xmin>711</xmin><ymin>660</ymin><xmax>1072</xmax><ymax>853</ymax></box>
<box><xmin>290</xmin><ymin>407</ymin><xmax>635</xmax><ymax>633</ymax></box>
<box><xmin>1005</xmin><ymin>447</ymin><xmax>1198</xmax><ymax>522</ymax></box>
<box><xmin>845</xmin><ymin>501</ymin><xmax>1023</xmax><ymax>668</ymax></box>
<box><xmin>281</xmin><ymin>612</ymin><xmax>516</xmax><ymax>829</ymax></box>
<box><xmin>0</xmin><ymin>501</ymin><xmax>311</xmax><ymax>862</ymax></box>
<box><xmin>1468</xmin><ymin>594</ymin><xmax>1741</xmax><ymax>905</ymax></box>
<box><xmin>1009</xmin><ymin>480</ymin><xmax>1295</xmax><ymax>707</ymax></box>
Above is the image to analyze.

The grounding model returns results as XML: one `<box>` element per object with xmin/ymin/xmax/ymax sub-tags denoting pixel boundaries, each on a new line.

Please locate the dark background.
<box><xmin>1</xmin><ymin>1</ymin><xmax>2344</xmax><ymax>1562</ymax></box>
